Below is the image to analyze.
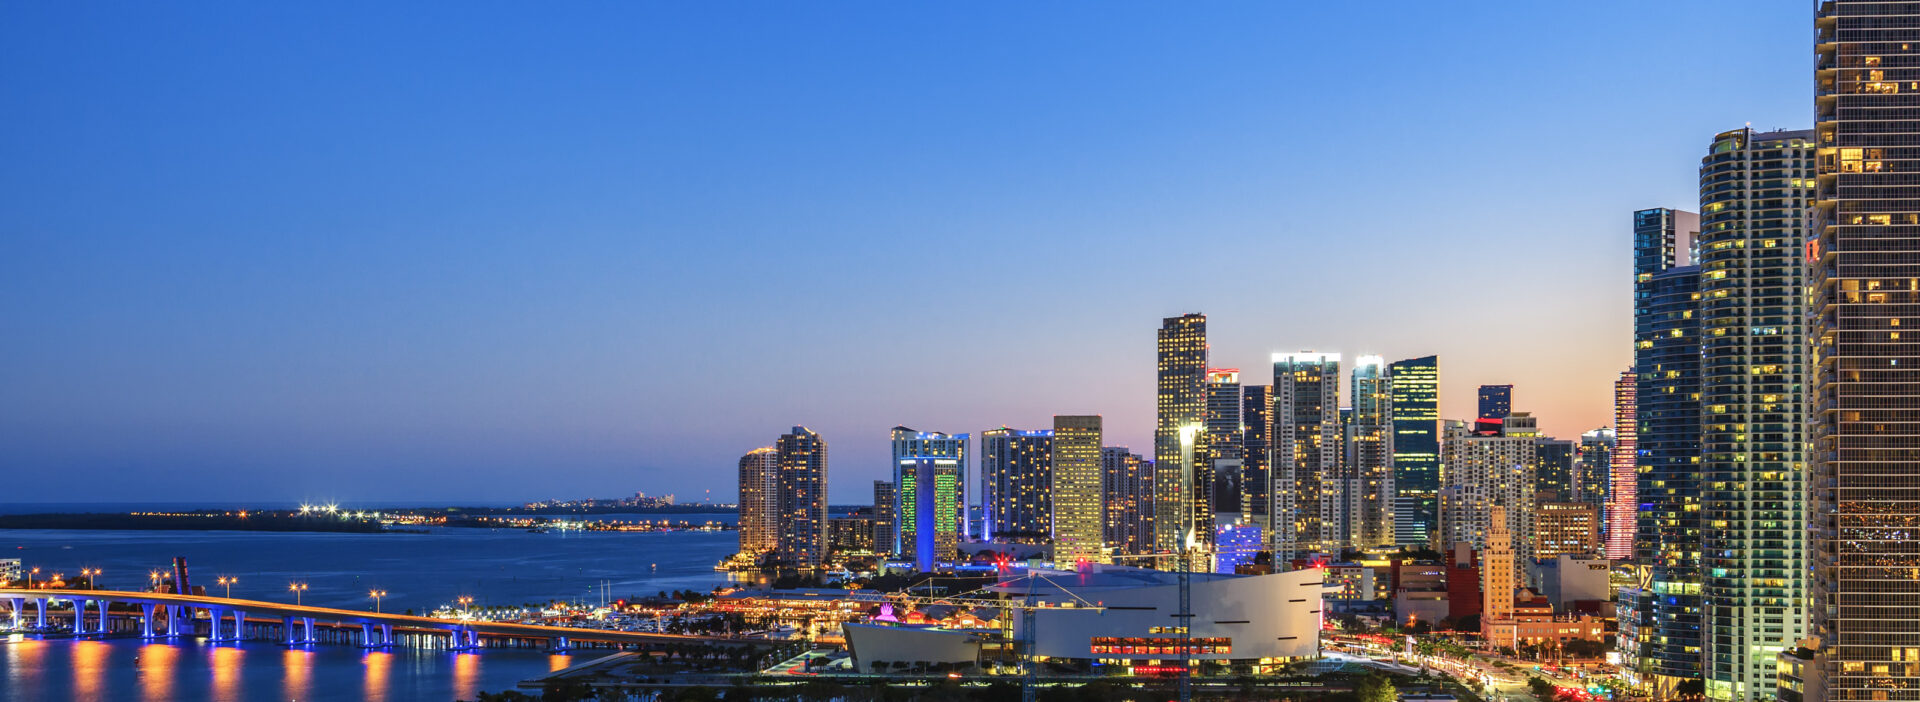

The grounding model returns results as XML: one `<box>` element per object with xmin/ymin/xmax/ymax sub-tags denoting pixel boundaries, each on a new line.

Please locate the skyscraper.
<box><xmin>980</xmin><ymin>427</ymin><xmax>1052</xmax><ymax>543</ymax></box>
<box><xmin>1477</xmin><ymin>384</ymin><xmax>1514</xmax><ymax>420</ymax></box>
<box><xmin>1348</xmin><ymin>356</ymin><xmax>1394</xmax><ymax>548</ymax></box>
<box><xmin>1155</xmin><ymin>314</ymin><xmax>1209</xmax><ymax>554</ymax></box>
<box><xmin>1240</xmin><ymin>384</ymin><xmax>1273</xmax><ymax>522</ymax></box>
<box><xmin>1439</xmin><ymin>415</ymin><xmax>1537</xmax><ymax>580</ymax></box>
<box><xmin>1532</xmin><ymin>438</ymin><xmax>1577</xmax><ymax>502</ymax></box>
<box><xmin>1051</xmin><ymin>415</ymin><xmax>1104</xmax><ymax>563</ymax></box>
<box><xmin>1102</xmin><ymin>447</ymin><xmax>1154</xmax><ymax>555</ymax></box>
<box><xmin>775</xmin><ymin>426</ymin><xmax>828</xmax><ymax>568</ymax></box>
<box><xmin>1605</xmin><ymin>371</ymin><xmax>1637</xmax><ymax>560</ymax></box>
<box><xmin>737</xmin><ymin>447</ymin><xmax>779</xmax><ymax>555</ymax></box>
<box><xmin>1699</xmin><ymin>128</ymin><xmax>1813</xmax><ymax>702</ymax></box>
<box><xmin>1273</xmin><ymin>352</ymin><xmax>1342</xmax><ymax>557</ymax></box>
<box><xmin>1389</xmin><ymin>355</ymin><xmax>1441</xmax><ymax>548</ymax></box>
<box><xmin>1205</xmin><ymin>369</ymin><xmax>1242</xmax><ymax>516</ymax></box>
<box><xmin>1628</xmin><ymin>206</ymin><xmax>1704</xmax><ymax>694</ymax></box>
<box><xmin>892</xmin><ymin>427</ymin><xmax>967</xmax><ymax>571</ymax></box>
<box><xmin>873</xmin><ymin>480</ymin><xmax>897</xmax><ymax>557</ymax></box>
<box><xmin>1575</xmin><ymin>428</ymin><xmax>1615</xmax><ymax>508</ymax></box>
<box><xmin>1806</xmin><ymin>8</ymin><xmax>1920</xmax><ymax>700</ymax></box>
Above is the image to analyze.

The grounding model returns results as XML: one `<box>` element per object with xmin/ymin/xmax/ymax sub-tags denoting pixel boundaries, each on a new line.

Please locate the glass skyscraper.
<box><xmin>892</xmin><ymin>427</ymin><xmax>967</xmax><ymax>572</ymax></box>
<box><xmin>980</xmin><ymin>427</ymin><xmax>1051</xmax><ymax>543</ymax></box>
<box><xmin>1628</xmin><ymin>206</ymin><xmax>1704</xmax><ymax>695</ymax></box>
<box><xmin>774</xmin><ymin>426</ymin><xmax>828</xmax><ymax>568</ymax></box>
<box><xmin>1156</xmin><ymin>314</ymin><xmax>1209</xmax><ymax>554</ymax></box>
<box><xmin>1348</xmin><ymin>356</ymin><xmax>1394</xmax><ymax>548</ymax></box>
<box><xmin>1477</xmin><ymin>384</ymin><xmax>1513</xmax><ymax>421</ymax></box>
<box><xmin>1050</xmin><ymin>415</ymin><xmax>1105</xmax><ymax>563</ymax></box>
<box><xmin>1807</xmin><ymin>6</ymin><xmax>1920</xmax><ymax>700</ymax></box>
<box><xmin>1699</xmin><ymin>127</ymin><xmax>1813</xmax><ymax>702</ymax></box>
<box><xmin>1241</xmin><ymin>384</ymin><xmax>1273</xmax><ymax>521</ymax></box>
<box><xmin>1389</xmin><ymin>355</ymin><xmax>1440</xmax><ymax>548</ymax></box>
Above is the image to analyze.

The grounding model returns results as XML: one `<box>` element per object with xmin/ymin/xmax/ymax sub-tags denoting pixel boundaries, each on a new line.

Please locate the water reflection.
<box><xmin>209</xmin><ymin>645</ymin><xmax>244</xmax><ymax>701</ymax></box>
<box><xmin>364</xmin><ymin>650</ymin><xmax>392</xmax><ymax>701</ymax></box>
<box><xmin>452</xmin><ymin>652</ymin><xmax>481</xmax><ymax>701</ymax></box>
<box><xmin>283</xmin><ymin>647</ymin><xmax>313</xmax><ymax>701</ymax></box>
<box><xmin>138</xmin><ymin>642</ymin><xmax>179</xmax><ymax>700</ymax></box>
<box><xmin>72</xmin><ymin>639</ymin><xmax>109</xmax><ymax>701</ymax></box>
<box><xmin>548</xmin><ymin>653</ymin><xmax>573</xmax><ymax>672</ymax></box>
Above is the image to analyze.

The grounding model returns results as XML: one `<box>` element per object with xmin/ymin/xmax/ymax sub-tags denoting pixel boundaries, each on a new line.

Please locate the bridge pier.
<box><xmin>141</xmin><ymin>604</ymin><xmax>157</xmax><ymax>638</ymax></box>
<box><xmin>550</xmin><ymin>635</ymin><xmax>572</xmax><ymax>652</ymax></box>
<box><xmin>7</xmin><ymin>597</ymin><xmax>20</xmax><ymax>629</ymax></box>
<box><xmin>36</xmin><ymin>598</ymin><xmax>46</xmax><ymax>629</ymax></box>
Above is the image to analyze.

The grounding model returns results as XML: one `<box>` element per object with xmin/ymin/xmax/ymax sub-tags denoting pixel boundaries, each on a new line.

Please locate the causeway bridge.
<box><xmin>0</xmin><ymin>588</ymin><xmax>748</xmax><ymax>652</ymax></box>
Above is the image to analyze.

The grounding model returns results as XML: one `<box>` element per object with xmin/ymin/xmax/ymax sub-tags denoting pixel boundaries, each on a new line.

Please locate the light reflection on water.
<box><xmin>0</xmin><ymin>636</ymin><xmax>569</xmax><ymax>702</ymax></box>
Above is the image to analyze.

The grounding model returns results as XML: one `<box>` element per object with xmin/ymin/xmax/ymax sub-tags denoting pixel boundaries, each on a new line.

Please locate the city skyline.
<box><xmin>1</xmin><ymin>3</ymin><xmax>1811</xmax><ymax>504</ymax></box>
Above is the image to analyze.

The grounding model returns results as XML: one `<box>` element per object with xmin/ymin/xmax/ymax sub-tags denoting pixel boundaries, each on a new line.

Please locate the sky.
<box><xmin>0</xmin><ymin>2</ymin><xmax>1811</xmax><ymax>504</ymax></box>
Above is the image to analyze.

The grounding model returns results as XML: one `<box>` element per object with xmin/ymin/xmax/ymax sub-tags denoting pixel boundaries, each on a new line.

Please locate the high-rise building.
<box><xmin>774</xmin><ymin>426</ymin><xmax>828</xmax><ymax>568</ymax></box>
<box><xmin>1575</xmin><ymin>429</ymin><xmax>1615</xmax><ymax>508</ymax></box>
<box><xmin>1806</xmin><ymin>9</ymin><xmax>1920</xmax><ymax>700</ymax></box>
<box><xmin>1630</xmin><ymin>206</ymin><xmax>1705</xmax><ymax>693</ymax></box>
<box><xmin>1605</xmin><ymin>371</ymin><xmax>1637</xmax><ymax>560</ymax></box>
<box><xmin>893</xmin><ymin>427</ymin><xmax>967</xmax><ymax>572</ymax></box>
<box><xmin>1533</xmin><ymin>501</ymin><xmax>1599</xmax><ymax>560</ymax></box>
<box><xmin>1533</xmin><ymin>438</ymin><xmax>1578</xmax><ymax>503</ymax></box>
<box><xmin>1698</xmin><ymin>127</ymin><xmax>1814</xmax><ymax>702</ymax></box>
<box><xmin>1389</xmin><ymin>355</ymin><xmax>1441</xmax><ymax>548</ymax></box>
<box><xmin>737</xmin><ymin>447</ymin><xmax>779</xmax><ymax>555</ymax></box>
<box><xmin>1439</xmin><ymin>415</ymin><xmax>1537</xmax><ymax>582</ymax></box>
<box><xmin>1273</xmin><ymin>352</ymin><xmax>1342</xmax><ymax>557</ymax></box>
<box><xmin>1051</xmin><ymin>415</ymin><xmax>1104</xmax><ymax>563</ymax></box>
<box><xmin>1240</xmin><ymin>384</ymin><xmax>1273</xmax><ymax>521</ymax></box>
<box><xmin>1155</xmin><ymin>314</ymin><xmax>1210</xmax><ymax>554</ymax></box>
<box><xmin>1348</xmin><ymin>356</ymin><xmax>1395</xmax><ymax>548</ymax></box>
<box><xmin>1477</xmin><ymin>384</ymin><xmax>1514</xmax><ymax>421</ymax></box>
<box><xmin>873</xmin><ymin>480</ymin><xmax>897</xmax><ymax>557</ymax></box>
<box><xmin>980</xmin><ymin>427</ymin><xmax>1052</xmax><ymax>543</ymax></box>
<box><xmin>1102</xmin><ymin>447</ymin><xmax>1154</xmax><ymax>555</ymax></box>
<box><xmin>1206</xmin><ymin>369</ymin><xmax>1242</xmax><ymax>516</ymax></box>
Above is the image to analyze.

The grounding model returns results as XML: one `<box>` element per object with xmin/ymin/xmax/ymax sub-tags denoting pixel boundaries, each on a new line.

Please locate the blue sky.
<box><xmin>0</xmin><ymin>2</ymin><xmax>1809</xmax><ymax>503</ymax></box>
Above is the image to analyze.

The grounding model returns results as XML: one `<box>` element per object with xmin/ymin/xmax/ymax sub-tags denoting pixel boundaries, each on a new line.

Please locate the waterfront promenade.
<box><xmin>1</xmin><ymin>587</ymin><xmax>747</xmax><ymax>652</ymax></box>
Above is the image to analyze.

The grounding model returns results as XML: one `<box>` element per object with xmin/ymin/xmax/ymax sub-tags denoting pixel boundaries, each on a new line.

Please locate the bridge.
<box><xmin>0</xmin><ymin>587</ymin><xmax>750</xmax><ymax>652</ymax></box>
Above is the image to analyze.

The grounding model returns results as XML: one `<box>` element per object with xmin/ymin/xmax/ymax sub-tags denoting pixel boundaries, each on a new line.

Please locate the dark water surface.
<box><xmin>0</xmin><ymin>525</ymin><xmax>739</xmax><ymax>700</ymax></box>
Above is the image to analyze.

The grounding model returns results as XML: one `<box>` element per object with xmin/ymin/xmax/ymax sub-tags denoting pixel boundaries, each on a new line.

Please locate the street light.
<box><xmin>26</xmin><ymin>567</ymin><xmax>38</xmax><ymax>589</ymax></box>
<box><xmin>217</xmin><ymin>577</ymin><xmax>237</xmax><ymax>598</ymax></box>
<box><xmin>288</xmin><ymin>582</ymin><xmax>308</xmax><ymax>605</ymax></box>
<box><xmin>148</xmin><ymin>570</ymin><xmax>161</xmax><ymax>591</ymax></box>
<box><xmin>458</xmin><ymin>596</ymin><xmax>474</xmax><ymax>618</ymax></box>
<box><xmin>80</xmin><ymin>568</ymin><xmax>100</xmax><ymax>590</ymax></box>
<box><xmin>369</xmin><ymin>589</ymin><xmax>387</xmax><ymax>613</ymax></box>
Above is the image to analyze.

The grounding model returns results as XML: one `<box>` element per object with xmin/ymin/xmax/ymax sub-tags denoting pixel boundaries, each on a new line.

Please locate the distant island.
<box><xmin>0</xmin><ymin>511</ymin><xmax>387</xmax><ymax>533</ymax></box>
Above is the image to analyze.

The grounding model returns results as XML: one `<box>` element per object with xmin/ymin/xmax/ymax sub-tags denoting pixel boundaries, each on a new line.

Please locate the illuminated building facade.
<box><xmin>774</xmin><ymin>426</ymin><xmax>829</xmax><ymax>568</ymax></box>
<box><xmin>893</xmin><ymin>427</ymin><xmax>967</xmax><ymax>572</ymax></box>
<box><xmin>1699</xmin><ymin>127</ymin><xmax>1812</xmax><ymax>702</ymax></box>
<box><xmin>1576</xmin><ymin>428</ymin><xmax>1615</xmax><ymax>507</ymax></box>
<box><xmin>1205</xmin><ymin>369</ymin><xmax>1242</xmax><ymax>516</ymax></box>
<box><xmin>737</xmin><ymin>447</ymin><xmax>779</xmax><ymax>554</ymax></box>
<box><xmin>1273</xmin><ymin>352</ymin><xmax>1341</xmax><ymax>557</ymax></box>
<box><xmin>1606</xmin><ymin>371</ymin><xmax>1637</xmax><ymax>560</ymax></box>
<box><xmin>1631</xmin><ymin>206</ymin><xmax>1704</xmax><ymax>692</ymax></box>
<box><xmin>873</xmin><ymin>480</ymin><xmax>896</xmax><ymax>557</ymax></box>
<box><xmin>1241</xmin><ymin>384</ymin><xmax>1273</xmax><ymax>521</ymax></box>
<box><xmin>1439</xmin><ymin>415</ymin><xmax>1536</xmax><ymax>583</ymax></box>
<box><xmin>1214</xmin><ymin>520</ymin><xmax>1263</xmax><ymax>574</ymax></box>
<box><xmin>1808</xmin><ymin>7</ymin><xmax>1920</xmax><ymax>700</ymax></box>
<box><xmin>1477</xmin><ymin>384</ymin><xmax>1513</xmax><ymax>420</ymax></box>
<box><xmin>1348</xmin><ymin>356</ymin><xmax>1395</xmax><ymax>547</ymax></box>
<box><xmin>1533</xmin><ymin>438</ymin><xmax>1577</xmax><ymax>502</ymax></box>
<box><xmin>1050</xmin><ymin>415</ymin><xmax>1105</xmax><ymax>563</ymax></box>
<box><xmin>1102</xmin><ymin>447</ymin><xmax>1154</xmax><ymax>555</ymax></box>
<box><xmin>1155</xmin><ymin>313</ymin><xmax>1210</xmax><ymax>554</ymax></box>
<box><xmin>1481</xmin><ymin>506</ymin><xmax>1516</xmax><ymax>640</ymax></box>
<box><xmin>1389</xmin><ymin>355</ymin><xmax>1441</xmax><ymax>548</ymax></box>
<box><xmin>1533</xmin><ymin>501</ymin><xmax>1599</xmax><ymax>560</ymax></box>
<box><xmin>980</xmin><ymin>427</ymin><xmax>1051</xmax><ymax>543</ymax></box>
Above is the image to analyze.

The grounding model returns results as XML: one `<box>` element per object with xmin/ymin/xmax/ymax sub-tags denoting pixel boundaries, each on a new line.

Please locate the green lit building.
<box><xmin>1388</xmin><ymin>355</ymin><xmax>1439</xmax><ymax>548</ymax></box>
